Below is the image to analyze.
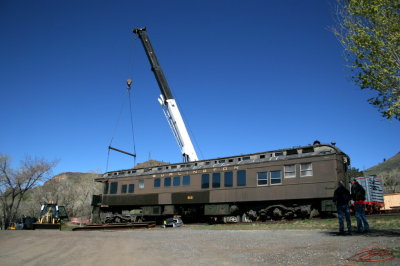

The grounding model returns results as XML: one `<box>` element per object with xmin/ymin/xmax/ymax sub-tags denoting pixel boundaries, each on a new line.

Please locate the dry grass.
<box><xmin>188</xmin><ymin>215</ymin><xmax>400</xmax><ymax>231</ymax></box>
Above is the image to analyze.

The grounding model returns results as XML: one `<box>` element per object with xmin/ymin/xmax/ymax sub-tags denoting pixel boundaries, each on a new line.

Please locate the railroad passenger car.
<box><xmin>92</xmin><ymin>142</ymin><xmax>350</xmax><ymax>223</ymax></box>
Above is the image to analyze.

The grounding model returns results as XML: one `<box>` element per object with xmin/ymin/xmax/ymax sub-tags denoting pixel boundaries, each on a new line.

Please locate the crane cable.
<box><xmin>106</xmin><ymin>80</ymin><xmax>137</xmax><ymax>172</ymax></box>
<box><xmin>127</xmin><ymin>82</ymin><xmax>137</xmax><ymax>166</ymax></box>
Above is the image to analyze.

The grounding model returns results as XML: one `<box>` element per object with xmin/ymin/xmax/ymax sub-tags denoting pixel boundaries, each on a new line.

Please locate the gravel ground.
<box><xmin>0</xmin><ymin>228</ymin><xmax>399</xmax><ymax>266</ymax></box>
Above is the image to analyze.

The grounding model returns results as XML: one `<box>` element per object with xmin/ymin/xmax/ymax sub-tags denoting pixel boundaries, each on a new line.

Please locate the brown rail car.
<box><xmin>92</xmin><ymin>142</ymin><xmax>349</xmax><ymax>223</ymax></box>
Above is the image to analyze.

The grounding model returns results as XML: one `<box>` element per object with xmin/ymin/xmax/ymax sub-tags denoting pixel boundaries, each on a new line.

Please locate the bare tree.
<box><xmin>380</xmin><ymin>169</ymin><xmax>400</xmax><ymax>193</ymax></box>
<box><xmin>0</xmin><ymin>154</ymin><xmax>57</xmax><ymax>229</ymax></box>
<box><xmin>73</xmin><ymin>172</ymin><xmax>102</xmax><ymax>218</ymax></box>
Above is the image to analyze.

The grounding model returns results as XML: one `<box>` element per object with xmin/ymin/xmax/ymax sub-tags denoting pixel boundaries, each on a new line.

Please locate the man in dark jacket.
<box><xmin>350</xmin><ymin>179</ymin><xmax>370</xmax><ymax>233</ymax></box>
<box><xmin>333</xmin><ymin>181</ymin><xmax>352</xmax><ymax>235</ymax></box>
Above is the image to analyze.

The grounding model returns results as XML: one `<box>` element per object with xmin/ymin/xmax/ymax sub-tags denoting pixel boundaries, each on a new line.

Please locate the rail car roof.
<box><xmin>96</xmin><ymin>143</ymin><xmax>349</xmax><ymax>182</ymax></box>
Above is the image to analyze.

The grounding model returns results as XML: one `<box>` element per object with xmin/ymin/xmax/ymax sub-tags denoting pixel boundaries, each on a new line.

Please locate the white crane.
<box><xmin>133</xmin><ymin>28</ymin><xmax>198</xmax><ymax>162</ymax></box>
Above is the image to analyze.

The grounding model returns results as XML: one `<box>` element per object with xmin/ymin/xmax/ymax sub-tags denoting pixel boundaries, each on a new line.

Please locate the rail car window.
<box><xmin>173</xmin><ymin>176</ymin><xmax>180</xmax><ymax>186</ymax></box>
<box><xmin>224</xmin><ymin>171</ymin><xmax>233</xmax><ymax>187</ymax></box>
<box><xmin>154</xmin><ymin>178</ymin><xmax>161</xmax><ymax>188</ymax></box>
<box><xmin>110</xmin><ymin>182</ymin><xmax>118</xmax><ymax>194</ymax></box>
<box><xmin>270</xmin><ymin>171</ymin><xmax>282</xmax><ymax>185</ymax></box>
<box><xmin>300</xmin><ymin>163</ymin><xmax>313</xmax><ymax>177</ymax></box>
<box><xmin>128</xmin><ymin>184</ymin><xmax>134</xmax><ymax>193</ymax></box>
<box><xmin>201</xmin><ymin>174</ymin><xmax>210</xmax><ymax>189</ymax></box>
<box><xmin>257</xmin><ymin>172</ymin><xmax>268</xmax><ymax>186</ymax></box>
<box><xmin>212</xmin><ymin>173</ymin><xmax>221</xmax><ymax>188</ymax></box>
<box><xmin>121</xmin><ymin>184</ymin><xmax>127</xmax><ymax>193</ymax></box>
<box><xmin>183</xmin><ymin>175</ymin><xmax>190</xmax><ymax>186</ymax></box>
<box><xmin>139</xmin><ymin>180</ymin><xmax>144</xmax><ymax>189</ymax></box>
<box><xmin>284</xmin><ymin>165</ymin><xmax>296</xmax><ymax>178</ymax></box>
<box><xmin>302</xmin><ymin>147</ymin><xmax>314</xmax><ymax>153</ymax></box>
<box><xmin>237</xmin><ymin>170</ymin><xmax>246</xmax><ymax>186</ymax></box>
<box><xmin>103</xmin><ymin>182</ymin><xmax>109</xmax><ymax>194</ymax></box>
<box><xmin>164</xmin><ymin>177</ymin><xmax>171</xmax><ymax>187</ymax></box>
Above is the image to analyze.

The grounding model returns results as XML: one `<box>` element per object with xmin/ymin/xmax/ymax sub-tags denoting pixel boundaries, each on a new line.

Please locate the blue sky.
<box><xmin>1</xmin><ymin>0</ymin><xmax>399</xmax><ymax>175</ymax></box>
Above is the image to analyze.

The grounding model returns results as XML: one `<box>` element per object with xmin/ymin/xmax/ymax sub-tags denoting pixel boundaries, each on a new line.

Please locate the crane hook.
<box><xmin>127</xmin><ymin>78</ymin><xmax>133</xmax><ymax>90</ymax></box>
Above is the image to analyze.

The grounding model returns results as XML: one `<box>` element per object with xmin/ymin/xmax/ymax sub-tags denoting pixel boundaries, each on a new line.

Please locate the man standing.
<box><xmin>350</xmin><ymin>178</ymin><xmax>370</xmax><ymax>233</ymax></box>
<box><xmin>333</xmin><ymin>181</ymin><xmax>352</xmax><ymax>235</ymax></box>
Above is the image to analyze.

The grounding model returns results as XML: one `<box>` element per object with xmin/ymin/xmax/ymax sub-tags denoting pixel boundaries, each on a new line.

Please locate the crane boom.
<box><xmin>133</xmin><ymin>27</ymin><xmax>198</xmax><ymax>162</ymax></box>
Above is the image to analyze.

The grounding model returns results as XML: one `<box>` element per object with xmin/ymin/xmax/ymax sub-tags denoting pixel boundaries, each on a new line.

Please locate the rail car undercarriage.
<box><xmin>95</xmin><ymin>199</ymin><xmax>322</xmax><ymax>224</ymax></box>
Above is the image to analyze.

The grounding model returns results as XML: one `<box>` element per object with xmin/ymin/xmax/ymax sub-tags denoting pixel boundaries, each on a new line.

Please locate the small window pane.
<box><xmin>300</xmin><ymin>163</ymin><xmax>313</xmax><ymax>177</ymax></box>
<box><xmin>212</xmin><ymin>173</ymin><xmax>221</xmax><ymax>188</ymax></box>
<box><xmin>183</xmin><ymin>175</ymin><xmax>190</xmax><ymax>186</ymax></box>
<box><xmin>270</xmin><ymin>170</ymin><xmax>282</xmax><ymax>185</ymax></box>
<box><xmin>128</xmin><ymin>184</ymin><xmax>135</xmax><ymax>193</ymax></box>
<box><xmin>237</xmin><ymin>170</ymin><xmax>246</xmax><ymax>186</ymax></box>
<box><xmin>154</xmin><ymin>178</ymin><xmax>161</xmax><ymax>188</ymax></box>
<box><xmin>164</xmin><ymin>177</ymin><xmax>171</xmax><ymax>187</ymax></box>
<box><xmin>302</xmin><ymin>147</ymin><xmax>314</xmax><ymax>153</ymax></box>
<box><xmin>224</xmin><ymin>171</ymin><xmax>233</xmax><ymax>187</ymax></box>
<box><xmin>103</xmin><ymin>183</ymin><xmax>109</xmax><ymax>194</ymax></box>
<box><xmin>121</xmin><ymin>184</ymin><xmax>127</xmax><ymax>193</ymax></box>
<box><xmin>284</xmin><ymin>165</ymin><xmax>296</xmax><ymax>178</ymax></box>
<box><xmin>110</xmin><ymin>182</ymin><xmax>118</xmax><ymax>194</ymax></box>
<box><xmin>139</xmin><ymin>180</ymin><xmax>144</xmax><ymax>189</ymax></box>
<box><xmin>257</xmin><ymin>172</ymin><xmax>268</xmax><ymax>186</ymax></box>
<box><xmin>201</xmin><ymin>174</ymin><xmax>209</xmax><ymax>189</ymax></box>
<box><xmin>173</xmin><ymin>176</ymin><xmax>180</xmax><ymax>186</ymax></box>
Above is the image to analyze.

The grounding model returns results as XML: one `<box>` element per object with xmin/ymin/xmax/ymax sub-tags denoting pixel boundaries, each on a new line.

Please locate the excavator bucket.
<box><xmin>32</xmin><ymin>222</ymin><xmax>61</xmax><ymax>230</ymax></box>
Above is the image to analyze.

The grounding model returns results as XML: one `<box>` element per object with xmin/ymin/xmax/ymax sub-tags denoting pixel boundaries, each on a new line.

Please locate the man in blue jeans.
<box><xmin>351</xmin><ymin>179</ymin><xmax>370</xmax><ymax>233</ymax></box>
<box><xmin>333</xmin><ymin>181</ymin><xmax>352</xmax><ymax>235</ymax></box>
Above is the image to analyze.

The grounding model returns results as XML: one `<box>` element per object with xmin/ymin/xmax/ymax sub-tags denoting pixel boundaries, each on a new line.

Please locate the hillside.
<box><xmin>134</xmin><ymin>160</ymin><xmax>169</xmax><ymax>169</ymax></box>
<box><xmin>364</xmin><ymin>152</ymin><xmax>400</xmax><ymax>175</ymax></box>
<box><xmin>46</xmin><ymin>172</ymin><xmax>101</xmax><ymax>184</ymax></box>
<box><xmin>20</xmin><ymin>172</ymin><xmax>102</xmax><ymax>218</ymax></box>
<box><xmin>364</xmin><ymin>152</ymin><xmax>400</xmax><ymax>193</ymax></box>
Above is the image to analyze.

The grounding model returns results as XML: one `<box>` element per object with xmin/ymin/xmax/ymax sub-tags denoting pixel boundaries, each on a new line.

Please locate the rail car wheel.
<box><xmin>246</xmin><ymin>210</ymin><xmax>257</xmax><ymax>221</ymax></box>
<box><xmin>271</xmin><ymin>207</ymin><xmax>283</xmax><ymax>220</ymax></box>
<box><xmin>242</xmin><ymin>213</ymin><xmax>252</xmax><ymax>223</ymax></box>
<box><xmin>284</xmin><ymin>210</ymin><xmax>295</xmax><ymax>220</ymax></box>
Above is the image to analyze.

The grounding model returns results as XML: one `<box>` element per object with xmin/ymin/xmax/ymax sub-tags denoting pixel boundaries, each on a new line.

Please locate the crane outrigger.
<box><xmin>133</xmin><ymin>28</ymin><xmax>198</xmax><ymax>162</ymax></box>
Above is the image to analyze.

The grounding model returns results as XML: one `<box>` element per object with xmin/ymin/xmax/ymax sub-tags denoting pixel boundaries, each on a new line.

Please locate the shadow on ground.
<box><xmin>324</xmin><ymin>229</ymin><xmax>400</xmax><ymax>237</ymax></box>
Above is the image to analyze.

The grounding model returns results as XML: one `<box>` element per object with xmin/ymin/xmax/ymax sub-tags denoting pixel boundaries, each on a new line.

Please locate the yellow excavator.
<box><xmin>33</xmin><ymin>202</ymin><xmax>68</xmax><ymax>230</ymax></box>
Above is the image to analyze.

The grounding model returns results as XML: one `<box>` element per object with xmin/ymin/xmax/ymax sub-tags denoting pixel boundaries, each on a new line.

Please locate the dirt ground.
<box><xmin>0</xmin><ymin>227</ymin><xmax>399</xmax><ymax>266</ymax></box>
